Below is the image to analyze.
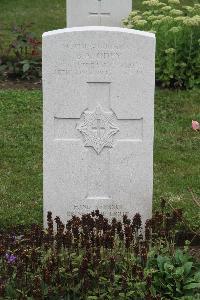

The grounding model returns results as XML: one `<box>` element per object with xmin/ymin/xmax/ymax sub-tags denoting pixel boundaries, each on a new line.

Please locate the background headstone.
<box><xmin>67</xmin><ymin>0</ymin><xmax>132</xmax><ymax>27</ymax></box>
<box><xmin>43</xmin><ymin>27</ymin><xmax>155</xmax><ymax>224</ymax></box>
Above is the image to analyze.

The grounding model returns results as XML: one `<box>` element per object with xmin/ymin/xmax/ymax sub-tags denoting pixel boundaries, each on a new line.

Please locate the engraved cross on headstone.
<box><xmin>54</xmin><ymin>82</ymin><xmax>143</xmax><ymax>202</ymax></box>
<box><xmin>89</xmin><ymin>0</ymin><xmax>111</xmax><ymax>25</ymax></box>
<box><xmin>92</xmin><ymin>110</ymin><xmax>106</xmax><ymax>138</ymax></box>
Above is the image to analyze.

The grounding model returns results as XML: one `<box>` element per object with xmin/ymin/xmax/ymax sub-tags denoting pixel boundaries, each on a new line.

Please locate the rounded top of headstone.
<box><xmin>42</xmin><ymin>26</ymin><xmax>155</xmax><ymax>40</ymax></box>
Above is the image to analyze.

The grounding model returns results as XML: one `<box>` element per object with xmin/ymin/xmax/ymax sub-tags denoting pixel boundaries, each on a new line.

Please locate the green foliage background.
<box><xmin>123</xmin><ymin>0</ymin><xmax>200</xmax><ymax>88</ymax></box>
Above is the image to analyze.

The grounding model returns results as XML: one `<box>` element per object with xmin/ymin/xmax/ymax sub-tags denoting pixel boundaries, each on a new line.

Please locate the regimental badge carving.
<box><xmin>77</xmin><ymin>105</ymin><xmax>119</xmax><ymax>154</ymax></box>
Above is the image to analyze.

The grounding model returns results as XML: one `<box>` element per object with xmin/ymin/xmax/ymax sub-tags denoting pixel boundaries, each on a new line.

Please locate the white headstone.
<box><xmin>67</xmin><ymin>0</ymin><xmax>132</xmax><ymax>27</ymax></box>
<box><xmin>43</xmin><ymin>27</ymin><xmax>155</xmax><ymax>223</ymax></box>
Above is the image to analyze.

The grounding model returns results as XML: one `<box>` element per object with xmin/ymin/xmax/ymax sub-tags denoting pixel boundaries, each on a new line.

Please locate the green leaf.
<box><xmin>0</xmin><ymin>64</ymin><xmax>7</xmax><ymax>71</ymax></box>
<box><xmin>194</xmin><ymin>272</ymin><xmax>200</xmax><ymax>282</ymax></box>
<box><xmin>88</xmin><ymin>269</ymin><xmax>96</xmax><ymax>278</ymax></box>
<box><xmin>184</xmin><ymin>283</ymin><xmax>200</xmax><ymax>290</ymax></box>
<box><xmin>184</xmin><ymin>262</ymin><xmax>193</xmax><ymax>275</ymax></box>
<box><xmin>23</xmin><ymin>63</ymin><xmax>30</xmax><ymax>73</ymax></box>
<box><xmin>127</xmin><ymin>291</ymin><xmax>136</xmax><ymax>296</ymax></box>
<box><xmin>164</xmin><ymin>262</ymin><xmax>174</xmax><ymax>273</ymax></box>
<box><xmin>20</xmin><ymin>60</ymin><xmax>29</xmax><ymax>64</ymax></box>
<box><xmin>72</xmin><ymin>268</ymin><xmax>79</xmax><ymax>273</ymax></box>
<box><xmin>157</xmin><ymin>255</ymin><xmax>168</xmax><ymax>271</ymax></box>
<box><xmin>119</xmin><ymin>293</ymin><xmax>125</xmax><ymax>297</ymax></box>
<box><xmin>114</xmin><ymin>274</ymin><xmax>121</xmax><ymax>282</ymax></box>
<box><xmin>175</xmin><ymin>266</ymin><xmax>184</xmax><ymax>277</ymax></box>
<box><xmin>99</xmin><ymin>276</ymin><xmax>108</xmax><ymax>283</ymax></box>
<box><xmin>166</xmin><ymin>284</ymin><xmax>174</xmax><ymax>292</ymax></box>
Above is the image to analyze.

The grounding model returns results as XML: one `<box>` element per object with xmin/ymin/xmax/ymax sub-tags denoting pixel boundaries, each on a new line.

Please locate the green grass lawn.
<box><xmin>0</xmin><ymin>88</ymin><xmax>199</xmax><ymax>229</ymax></box>
<box><xmin>0</xmin><ymin>0</ymin><xmax>66</xmax><ymax>47</ymax></box>
<box><xmin>0</xmin><ymin>90</ymin><xmax>42</xmax><ymax>227</ymax></box>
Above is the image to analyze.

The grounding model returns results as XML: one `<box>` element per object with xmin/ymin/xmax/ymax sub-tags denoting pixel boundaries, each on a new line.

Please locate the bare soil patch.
<box><xmin>189</xmin><ymin>246</ymin><xmax>200</xmax><ymax>261</ymax></box>
<box><xmin>0</xmin><ymin>79</ymin><xmax>42</xmax><ymax>90</ymax></box>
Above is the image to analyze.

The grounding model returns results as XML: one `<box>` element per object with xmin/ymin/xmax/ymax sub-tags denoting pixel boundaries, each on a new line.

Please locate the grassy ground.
<box><xmin>0</xmin><ymin>90</ymin><xmax>43</xmax><ymax>227</ymax></box>
<box><xmin>0</xmin><ymin>0</ymin><xmax>66</xmax><ymax>47</ymax></box>
<box><xmin>0</xmin><ymin>89</ymin><xmax>199</xmax><ymax>229</ymax></box>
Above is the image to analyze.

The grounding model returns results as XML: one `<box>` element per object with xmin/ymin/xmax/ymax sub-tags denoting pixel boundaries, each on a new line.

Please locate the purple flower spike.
<box><xmin>5</xmin><ymin>253</ymin><xmax>17</xmax><ymax>264</ymax></box>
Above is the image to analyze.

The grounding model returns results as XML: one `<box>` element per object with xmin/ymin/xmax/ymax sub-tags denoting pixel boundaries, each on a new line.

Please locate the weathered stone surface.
<box><xmin>43</xmin><ymin>27</ymin><xmax>155</xmax><ymax>224</ymax></box>
<box><xmin>67</xmin><ymin>0</ymin><xmax>132</xmax><ymax>27</ymax></box>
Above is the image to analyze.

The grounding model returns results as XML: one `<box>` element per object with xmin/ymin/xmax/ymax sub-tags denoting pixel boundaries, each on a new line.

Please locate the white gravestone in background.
<box><xmin>67</xmin><ymin>0</ymin><xmax>132</xmax><ymax>27</ymax></box>
<box><xmin>43</xmin><ymin>27</ymin><xmax>155</xmax><ymax>223</ymax></box>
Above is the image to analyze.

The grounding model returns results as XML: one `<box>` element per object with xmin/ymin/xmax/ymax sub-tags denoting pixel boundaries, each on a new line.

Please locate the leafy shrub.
<box><xmin>0</xmin><ymin>202</ymin><xmax>200</xmax><ymax>299</ymax></box>
<box><xmin>123</xmin><ymin>1</ymin><xmax>200</xmax><ymax>89</ymax></box>
<box><xmin>0</xmin><ymin>24</ymin><xmax>41</xmax><ymax>80</ymax></box>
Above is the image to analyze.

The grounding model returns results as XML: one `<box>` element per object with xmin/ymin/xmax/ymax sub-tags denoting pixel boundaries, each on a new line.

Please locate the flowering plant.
<box><xmin>192</xmin><ymin>120</ymin><xmax>200</xmax><ymax>131</ymax></box>
<box><xmin>5</xmin><ymin>253</ymin><xmax>17</xmax><ymax>264</ymax></box>
<box><xmin>0</xmin><ymin>24</ymin><xmax>41</xmax><ymax>80</ymax></box>
<box><xmin>0</xmin><ymin>202</ymin><xmax>200</xmax><ymax>299</ymax></box>
<box><xmin>123</xmin><ymin>0</ymin><xmax>200</xmax><ymax>89</ymax></box>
